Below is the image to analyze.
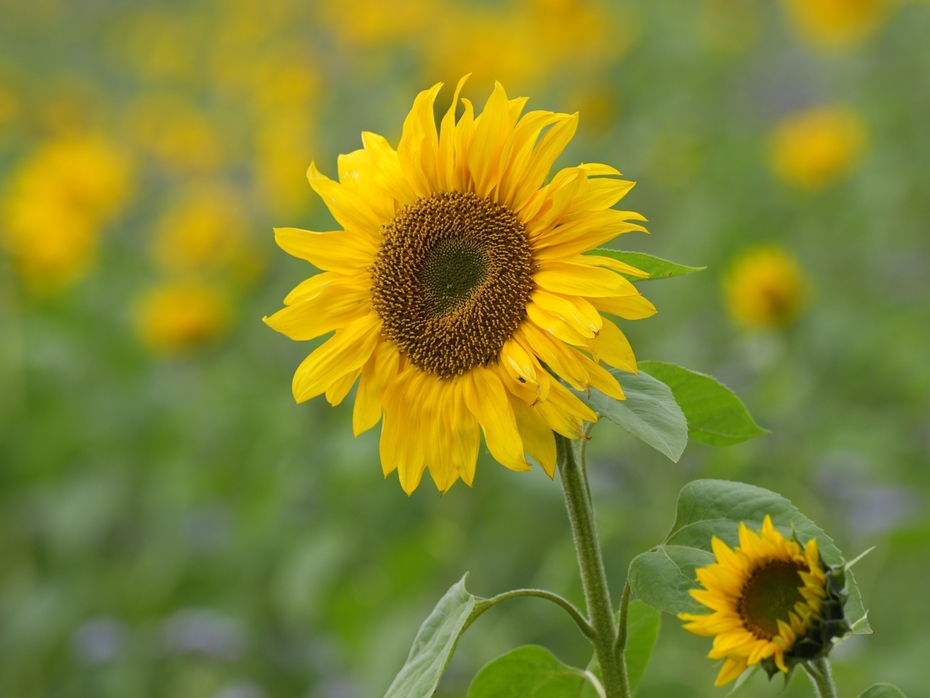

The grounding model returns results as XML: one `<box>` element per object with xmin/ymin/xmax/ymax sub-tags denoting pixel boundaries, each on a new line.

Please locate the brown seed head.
<box><xmin>371</xmin><ymin>191</ymin><xmax>534</xmax><ymax>378</ymax></box>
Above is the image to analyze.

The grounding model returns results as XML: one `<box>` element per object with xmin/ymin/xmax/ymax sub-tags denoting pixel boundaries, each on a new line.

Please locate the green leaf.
<box><xmin>628</xmin><ymin>479</ymin><xmax>870</xmax><ymax>635</ymax></box>
<box><xmin>384</xmin><ymin>575</ymin><xmax>478</xmax><ymax>698</ymax></box>
<box><xmin>586</xmin><ymin>249</ymin><xmax>705</xmax><ymax>282</ymax></box>
<box><xmin>574</xmin><ymin>369</ymin><xmax>688</xmax><ymax>462</ymax></box>
<box><xmin>637</xmin><ymin>360</ymin><xmax>768</xmax><ymax>446</ymax></box>
<box><xmin>624</xmin><ymin>600</ymin><xmax>660</xmax><ymax>693</ymax></box>
<box><xmin>467</xmin><ymin>645</ymin><xmax>597</xmax><ymax>698</ymax></box>
<box><xmin>859</xmin><ymin>684</ymin><xmax>908</xmax><ymax>698</ymax></box>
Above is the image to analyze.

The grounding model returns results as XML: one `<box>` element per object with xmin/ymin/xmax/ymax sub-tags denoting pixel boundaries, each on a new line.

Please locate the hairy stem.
<box><xmin>803</xmin><ymin>658</ymin><xmax>839</xmax><ymax>698</ymax></box>
<box><xmin>557</xmin><ymin>435</ymin><xmax>630</xmax><ymax>698</ymax></box>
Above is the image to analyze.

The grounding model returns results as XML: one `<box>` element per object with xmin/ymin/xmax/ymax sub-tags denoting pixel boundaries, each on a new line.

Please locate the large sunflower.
<box><xmin>265</xmin><ymin>77</ymin><xmax>655</xmax><ymax>494</ymax></box>
<box><xmin>679</xmin><ymin>516</ymin><xmax>831</xmax><ymax>686</ymax></box>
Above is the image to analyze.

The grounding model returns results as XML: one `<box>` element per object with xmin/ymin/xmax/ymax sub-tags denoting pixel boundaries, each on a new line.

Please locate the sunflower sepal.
<box><xmin>758</xmin><ymin>554</ymin><xmax>853</xmax><ymax>681</ymax></box>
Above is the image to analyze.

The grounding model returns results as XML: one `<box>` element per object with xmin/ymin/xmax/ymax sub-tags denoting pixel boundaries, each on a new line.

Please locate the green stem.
<box><xmin>803</xmin><ymin>658</ymin><xmax>839</xmax><ymax>698</ymax></box>
<box><xmin>471</xmin><ymin>588</ymin><xmax>596</xmax><ymax>640</ymax></box>
<box><xmin>557</xmin><ymin>435</ymin><xmax>629</xmax><ymax>698</ymax></box>
<box><xmin>613</xmin><ymin>580</ymin><xmax>632</xmax><ymax>658</ymax></box>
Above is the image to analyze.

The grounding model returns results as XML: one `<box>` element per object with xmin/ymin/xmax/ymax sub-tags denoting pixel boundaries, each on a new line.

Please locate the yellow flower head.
<box><xmin>771</xmin><ymin>106</ymin><xmax>866</xmax><ymax>192</ymax></box>
<box><xmin>265</xmin><ymin>78</ymin><xmax>655</xmax><ymax>494</ymax></box>
<box><xmin>135</xmin><ymin>279</ymin><xmax>231</xmax><ymax>356</ymax></box>
<box><xmin>1</xmin><ymin>134</ymin><xmax>132</xmax><ymax>291</ymax></box>
<box><xmin>725</xmin><ymin>246</ymin><xmax>806</xmax><ymax>330</ymax></box>
<box><xmin>152</xmin><ymin>184</ymin><xmax>253</xmax><ymax>276</ymax></box>
<box><xmin>781</xmin><ymin>0</ymin><xmax>890</xmax><ymax>49</ymax></box>
<box><xmin>679</xmin><ymin>516</ymin><xmax>828</xmax><ymax>686</ymax></box>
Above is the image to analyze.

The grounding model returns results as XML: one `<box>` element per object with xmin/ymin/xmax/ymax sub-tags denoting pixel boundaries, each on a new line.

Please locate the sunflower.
<box><xmin>679</xmin><ymin>516</ymin><xmax>850</xmax><ymax>686</ymax></box>
<box><xmin>265</xmin><ymin>77</ymin><xmax>655</xmax><ymax>494</ymax></box>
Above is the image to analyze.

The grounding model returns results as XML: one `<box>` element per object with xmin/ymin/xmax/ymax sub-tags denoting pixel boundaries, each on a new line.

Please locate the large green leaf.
<box><xmin>624</xmin><ymin>600</ymin><xmax>660</xmax><ymax>693</ymax></box>
<box><xmin>628</xmin><ymin>479</ymin><xmax>870</xmax><ymax>635</ymax></box>
<box><xmin>859</xmin><ymin>685</ymin><xmax>907</xmax><ymax>698</ymax></box>
<box><xmin>638</xmin><ymin>361</ymin><xmax>768</xmax><ymax>446</ymax></box>
<box><xmin>467</xmin><ymin>645</ymin><xmax>596</xmax><ymax>698</ymax></box>
<box><xmin>575</xmin><ymin>369</ymin><xmax>688</xmax><ymax>462</ymax></box>
<box><xmin>384</xmin><ymin>575</ymin><xmax>478</xmax><ymax>698</ymax></box>
<box><xmin>585</xmin><ymin>249</ymin><xmax>705</xmax><ymax>282</ymax></box>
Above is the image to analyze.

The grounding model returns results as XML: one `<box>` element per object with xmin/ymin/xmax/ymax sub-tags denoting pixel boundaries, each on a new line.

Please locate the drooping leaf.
<box><xmin>859</xmin><ymin>684</ymin><xmax>908</xmax><ymax>698</ymax></box>
<box><xmin>384</xmin><ymin>575</ymin><xmax>478</xmax><ymax>698</ymax></box>
<box><xmin>638</xmin><ymin>361</ymin><xmax>768</xmax><ymax>446</ymax></box>
<box><xmin>467</xmin><ymin>645</ymin><xmax>597</xmax><ymax>698</ymax></box>
<box><xmin>575</xmin><ymin>369</ymin><xmax>688</xmax><ymax>462</ymax></box>
<box><xmin>628</xmin><ymin>479</ymin><xmax>870</xmax><ymax>636</ymax></box>
<box><xmin>624</xmin><ymin>600</ymin><xmax>660</xmax><ymax>693</ymax></box>
<box><xmin>585</xmin><ymin>249</ymin><xmax>705</xmax><ymax>282</ymax></box>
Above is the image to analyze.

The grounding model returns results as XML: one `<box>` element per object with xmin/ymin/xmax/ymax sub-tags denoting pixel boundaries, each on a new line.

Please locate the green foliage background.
<box><xmin>0</xmin><ymin>1</ymin><xmax>928</xmax><ymax>697</ymax></box>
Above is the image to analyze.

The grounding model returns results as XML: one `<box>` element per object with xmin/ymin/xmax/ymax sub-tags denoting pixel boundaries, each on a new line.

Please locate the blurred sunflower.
<box><xmin>266</xmin><ymin>78</ymin><xmax>654</xmax><ymax>494</ymax></box>
<box><xmin>1</xmin><ymin>134</ymin><xmax>131</xmax><ymax>291</ymax></box>
<box><xmin>724</xmin><ymin>246</ymin><xmax>806</xmax><ymax>330</ymax></box>
<box><xmin>770</xmin><ymin>106</ymin><xmax>866</xmax><ymax>192</ymax></box>
<box><xmin>135</xmin><ymin>279</ymin><xmax>231</xmax><ymax>356</ymax></box>
<box><xmin>679</xmin><ymin>517</ymin><xmax>832</xmax><ymax>685</ymax></box>
<box><xmin>781</xmin><ymin>0</ymin><xmax>890</xmax><ymax>48</ymax></box>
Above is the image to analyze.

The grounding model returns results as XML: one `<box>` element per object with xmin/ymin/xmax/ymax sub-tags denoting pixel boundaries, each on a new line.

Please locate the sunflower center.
<box><xmin>420</xmin><ymin>238</ymin><xmax>490</xmax><ymax>316</ymax></box>
<box><xmin>738</xmin><ymin>560</ymin><xmax>806</xmax><ymax>640</ymax></box>
<box><xmin>370</xmin><ymin>191</ymin><xmax>534</xmax><ymax>378</ymax></box>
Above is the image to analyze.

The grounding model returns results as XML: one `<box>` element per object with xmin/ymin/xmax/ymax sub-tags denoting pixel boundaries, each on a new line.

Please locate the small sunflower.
<box><xmin>679</xmin><ymin>516</ymin><xmax>850</xmax><ymax>686</ymax></box>
<box><xmin>265</xmin><ymin>77</ymin><xmax>655</xmax><ymax>494</ymax></box>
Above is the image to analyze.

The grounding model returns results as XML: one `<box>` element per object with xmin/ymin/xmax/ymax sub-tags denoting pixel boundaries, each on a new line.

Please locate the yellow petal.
<box><xmin>264</xmin><ymin>283</ymin><xmax>370</xmax><ymax>341</ymax></box>
<box><xmin>517</xmin><ymin>323</ymin><xmax>589</xmax><ymax>390</ymax></box>
<box><xmin>497</xmin><ymin>110</ymin><xmax>563</xmax><ymax>207</ymax></box>
<box><xmin>463</xmin><ymin>366</ymin><xmax>530</xmax><ymax>472</ymax></box>
<box><xmin>569</xmin><ymin>177</ymin><xmax>635</xmax><ymax>212</ymax></box>
<box><xmin>353</xmin><ymin>340</ymin><xmax>400</xmax><ymax>436</ymax></box>
<box><xmin>588</xmin><ymin>317</ymin><xmax>637</xmax><ymax>373</ymax></box>
<box><xmin>531</xmin><ymin>289</ymin><xmax>603</xmax><ymax>336</ymax></box>
<box><xmin>325</xmin><ymin>368</ymin><xmax>360</xmax><ymax>406</ymax></box>
<box><xmin>511</xmin><ymin>114</ymin><xmax>578</xmax><ymax>214</ymax></box>
<box><xmin>292</xmin><ymin>313</ymin><xmax>382</xmax><ymax>403</ymax></box>
<box><xmin>273</xmin><ymin>227</ymin><xmax>377</xmax><ymax>274</ymax></box>
<box><xmin>438</xmin><ymin>74</ymin><xmax>470</xmax><ymax>191</ymax></box>
<box><xmin>398</xmin><ymin>82</ymin><xmax>443</xmax><ymax>195</ymax></box>
<box><xmin>469</xmin><ymin>82</ymin><xmax>513</xmax><ymax>199</ymax></box>
<box><xmin>446</xmin><ymin>378</ymin><xmax>480</xmax><ymax>487</ymax></box>
<box><xmin>533</xmin><ymin>209</ymin><xmax>649</xmax><ymax>259</ymax></box>
<box><xmin>337</xmin><ymin>148</ymin><xmax>396</xmax><ymax>221</ymax></box>
<box><xmin>715</xmin><ymin>657</ymin><xmax>748</xmax><ymax>687</ymax></box>
<box><xmin>535</xmin><ymin>261</ymin><xmax>639</xmax><ymax>298</ymax></box>
<box><xmin>499</xmin><ymin>336</ymin><xmax>548</xmax><ymax>400</ymax></box>
<box><xmin>282</xmin><ymin>271</ymin><xmax>361</xmax><ymax>306</ymax></box>
<box><xmin>569</xmin><ymin>253</ymin><xmax>649</xmax><ymax>279</ymax></box>
<box><xmin>361</xmin><ymin>131</ymin><xmax>417</xmax><ymax>205</ymax></box>
<box><xmin>452</xmin><ymin>98</ymin><xmax>476</xmax><ymax>192</ymax></box>
<box><xmin>572</xmin><ymin>349</ymin><xmax>624</xmax><ymax>400</ymax></box>
<box><xmin>526</xmin><ymin>301</ymin><xmax>593</xmax><ymax>345</ymax></box>
<box><xmin>590</xmin><ymin>294</ymin><xmax>657</xmax><ymax>321</ymax></box>
<box><xmin>307</xmin><ymin>162</ymin><xmax>384</xmax><ymax>240</ymax></box>
<box><xmin>509</xmin><ymin>392</ymin><xmax>557</xmax><ymax>477</ymax></box>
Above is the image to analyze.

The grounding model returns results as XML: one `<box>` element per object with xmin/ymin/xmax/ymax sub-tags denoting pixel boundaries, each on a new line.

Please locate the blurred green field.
<box><xmin>1</xmin><ymin>0</ymin><xmax>929</xmax><ymax>696</ymax></box>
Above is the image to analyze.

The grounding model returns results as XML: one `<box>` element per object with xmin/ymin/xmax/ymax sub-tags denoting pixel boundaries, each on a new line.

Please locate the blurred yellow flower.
<box><xmin>319</xmin><ymin>0</ymin><xmax>441</xmax><ymax>46</ymax></box>
<box><xmin>424</xmin><ymin>0</ymin><xmax>634</xmax><ymax>89</ymax></box>
<box><xmin>770</xmin><ymin>106</ymin><xmax>866</xmax><ymax>192</ymax></box>
<box><xmin>0</xmin><ymin>83</ymin><xmax>20</xmax><ymax>131</ymax></box>
<box><xmin>135</xmin><ymin>279</ymin><xmax>231</xmax><ymax>355</ymax></box>
<box><xmin>255</xmin><ymin>112</ymin><xmax>317</xmax><ymax>217</ymax></box>
<box><xmin>152</xmin><ymin>184</ymin><xmax>251</xmax><ymax>275</ymax></box>
<box><xmin>725</xmin><ymin>246</ymin><xmax>807</xmax><ymax>330</ymax></box>
<box><xmin>781</xmin><ymin>0</ymin><xmax>890</xmax><ymax>48</ymax></box>
<box><xmin>1</xmin><ymin>134</ymin><xmax>132</xmax><ymax>291</ymax></box>
<box><xmin>127</xmin><ymin>94</ymin><xmax>224</xmax><ymax>174</ymax></box>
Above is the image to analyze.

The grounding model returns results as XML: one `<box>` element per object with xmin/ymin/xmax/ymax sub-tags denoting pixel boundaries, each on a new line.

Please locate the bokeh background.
<box><xmin>1</xmin><ymin>0</ymin><xmax>929</xmax><ymax>696</ymax></box>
